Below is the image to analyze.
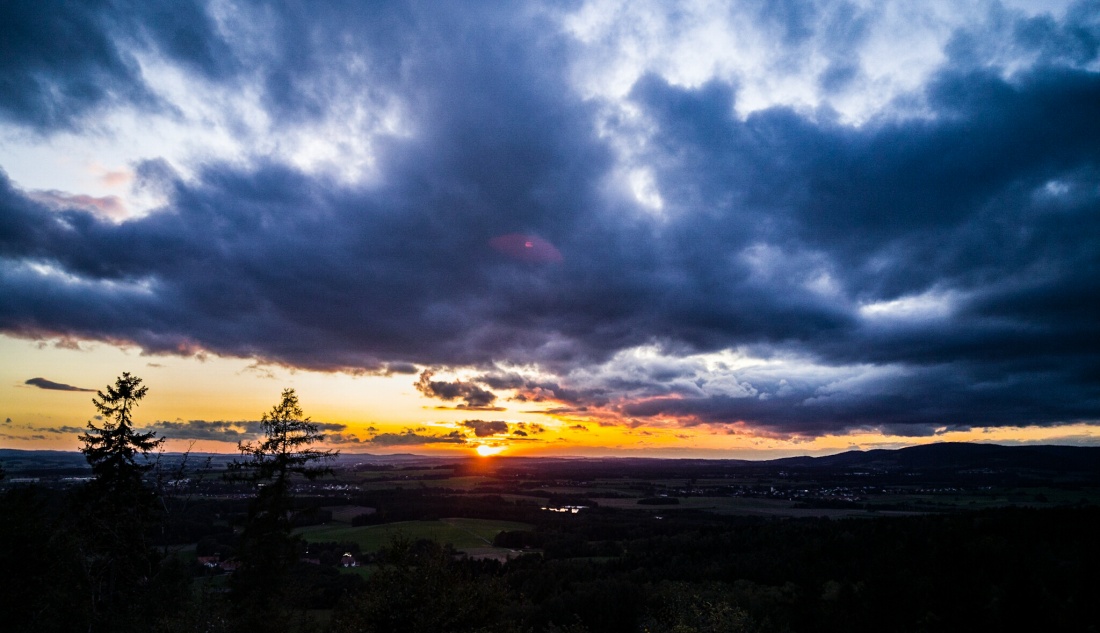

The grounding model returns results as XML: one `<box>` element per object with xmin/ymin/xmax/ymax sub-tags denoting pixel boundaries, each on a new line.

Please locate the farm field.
<box><xmin>351</xmin><ymin>475</ymin><xmax>498</xmax><ymax>491</ymax></box>
<box><xmin>590</xmin><ymin>495</ymin><xmax>872</xmax><ymax>517</ymax></box>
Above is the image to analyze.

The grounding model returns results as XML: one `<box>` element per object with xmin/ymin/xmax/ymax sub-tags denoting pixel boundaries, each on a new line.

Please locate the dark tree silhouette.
<box><xmin>81</xmin><ymin>372</ymin><xmax>164</xmax><ymax>487</ymax></box>
<box><xmin>227</xmin><ymin>388</ymin><xmax>337</xmax><ymax>631</ymax></box>
<box><xmin>77</xmin><ymin>372</ymin><xmax>168</xmax><ymax>632</ymax></box>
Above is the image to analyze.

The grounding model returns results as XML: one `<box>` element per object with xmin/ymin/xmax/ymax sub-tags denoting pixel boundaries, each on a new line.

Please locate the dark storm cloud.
<box><xmin>137</xmin><ymin>419</ymin><xmax>347</xmax><ymax>443</ymax></box>
<box><xmin>416</xmin><ymin>371</ymin><xmax>498</xmax><ymax>410</ymax></box>
<box><xmin>1</xmin><ymin>1</ymin><xmax>623</xmax><ymax>371</ymax></box>
<box><xmin>620</xmin><ymin>361</ymin><xmax>1100</xmax><ymax>438</ymax></box>
<box><xmin>460</xmin><ymin>420</ymin><xmax>510</xmax><ymax>438</ymax></box>
<box><xmin>24</xmin><ymin>378</ymin><xmax>95</xmax><ymax>392</ymax></box>
<box><xmin>626</xmin><ymin>65</ymin><xmax>1100</xmax><ymax>360</ymax></box>
<box><xmin>385</xmin><ymin>363</ymin><xmax>419</xmax><ymax>375</ymax></box>
<box><xmin>1</xmin><ymin>1</ymin><xmax>1099</xmax><ymax>437</ymax></box>
<box><xmin>479</xmin><ymin>372</ymin><xmax>612</xmax><ymax>407</ymax></box>
<box><xmin>142</xmin><ymin>420</ymin><xmax>254</xmax><ymax>441</ymax></box>
<box><xmin>367</xmin><ymin>430</ymin><xmax>467</xmax><ymax>447</ymax></box>
<box><xmin>325</xmin><ymin>433</ymin><xmax>367</xmax><ymax>445</ymax></box>
<box><xmin>0</xmin><ymin>0</ymin><xmax>234</xmax><ymax>132</ymax></box>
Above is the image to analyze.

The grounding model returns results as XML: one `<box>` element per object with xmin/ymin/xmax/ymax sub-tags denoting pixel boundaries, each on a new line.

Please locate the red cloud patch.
<box><xmin>489</xmin><ymin>233</ymin><xmax>563</xmax><ymax>263</ymax></box>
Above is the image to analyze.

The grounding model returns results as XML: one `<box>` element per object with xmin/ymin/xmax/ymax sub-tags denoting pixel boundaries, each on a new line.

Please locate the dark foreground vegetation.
<box><xmin>3</xmin><ymin>374</ymin><xmax>1100</xmax><ymax>632</ymax></box>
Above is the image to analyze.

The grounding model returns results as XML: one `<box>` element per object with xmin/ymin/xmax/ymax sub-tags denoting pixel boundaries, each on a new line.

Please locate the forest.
<box><xmin>3</xmin><ymin>374</ymin><xmax>1099</xmax><ymax>632</ymax></box>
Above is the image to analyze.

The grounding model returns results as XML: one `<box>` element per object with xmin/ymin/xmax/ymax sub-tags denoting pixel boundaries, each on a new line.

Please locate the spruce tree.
<box><xmin>77</xmin><ymin>372</ymin><xmax>167</xmax><ymax>631</ymax></box>
<box><xmin>81</xmin><ymin>372</ymin><xmax>164</xmax><ymax>488</ymax></box>
<box><xmin>227</xmin><ymin>388</ymin><xmax>336</xmax><ymax>631</ymax></box>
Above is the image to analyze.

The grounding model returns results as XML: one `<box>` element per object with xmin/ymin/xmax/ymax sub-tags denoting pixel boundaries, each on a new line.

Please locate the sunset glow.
<box><xmin>475</xmin><ymin>444</ymin><xmax>507</xmax><ymax>458</ymax></box>
<box><xmin>1</xmin><ymin>0</ymin><xmax>1098</xmax><ymax>457</ymax></box>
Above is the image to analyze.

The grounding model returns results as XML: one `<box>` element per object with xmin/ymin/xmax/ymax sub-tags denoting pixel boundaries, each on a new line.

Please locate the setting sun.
<box><xmin>476</xmin><ymin>444</ymin><xmax>506</xmax><ymax>457</ymax></box>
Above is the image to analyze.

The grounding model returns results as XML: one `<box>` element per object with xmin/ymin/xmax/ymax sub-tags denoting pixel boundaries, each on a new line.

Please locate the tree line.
<box><xmin>1</xmin><ymin>373</ymin><xmax>337</xmax><ymax>633</ymax></box>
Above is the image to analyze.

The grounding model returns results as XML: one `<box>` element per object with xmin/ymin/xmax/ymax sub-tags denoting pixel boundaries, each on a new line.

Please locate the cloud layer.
<box><xmin>2</xmin><ymin>1</ymin><xmax>1099</xmax><ymax>438</ymax></box>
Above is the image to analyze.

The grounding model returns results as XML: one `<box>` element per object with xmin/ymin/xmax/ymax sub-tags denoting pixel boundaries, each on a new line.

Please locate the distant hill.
<box><xmin>770</xmin><ymin>442</ymin><xmax>1100</xmax><ymax>474</ymax></box>
<box><xmin>0</xmin><ymin>448</ymin><xmax>89</xmax><ymax>466</ymax></box>
<box><xmin>4</xmin><ymin>442</ymin><xmax>1099</xmax><ymax>477</ymax></box>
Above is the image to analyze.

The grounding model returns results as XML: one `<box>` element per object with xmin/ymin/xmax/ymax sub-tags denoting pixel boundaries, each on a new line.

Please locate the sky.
<box><xmin>2</xmin><ymin>0</ymin><xmax>1100</xmax><ymax>458</ymax></box>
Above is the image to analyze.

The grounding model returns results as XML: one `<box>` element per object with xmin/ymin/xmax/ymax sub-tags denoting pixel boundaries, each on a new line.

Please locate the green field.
<box><xmin>297</xmin><ymin>517</ymin><xmax>532</xmax><ymax>553</ymax></box>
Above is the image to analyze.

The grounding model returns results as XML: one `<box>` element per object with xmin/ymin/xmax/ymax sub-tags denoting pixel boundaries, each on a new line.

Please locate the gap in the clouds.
<box><xmin>5</xmin><ymin>334</ymin><xmax>1098</xmax><ymax>458</ymax></box>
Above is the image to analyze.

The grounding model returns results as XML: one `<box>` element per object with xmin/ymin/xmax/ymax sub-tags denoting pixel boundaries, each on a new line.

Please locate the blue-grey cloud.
<box><xmin>367</xmin><ymin>430</ymin><xmax>467</xmax><ymax>447</ymax></box>
<box><xmin>325</xmin><ymin>432</ymin><xmax>367</xmax><ymax>445</ymax></box>
<box><xmin>25</xmin><ymin>377</ymin><xmax>95</xmax><ymax>392</ymax></box>
<box><xmin>38</xmin><ymin>425</ymin><xmax>86</xmax><ymax>434</ymax></box>
<box><xmin>0</xmin><ymin>0</ymin><xmax>234</xmax><ymax>132</ymax></box>
<box><xmin>460</xmin><ymin>420</ymin><xmax>510</xmax><ymax>438</ymax></box>
<box><xmin>416</xmin><ymin>371</ymin><xmax>500</xmax><ymax>410</ymax></box>
<box><xmin>137</xmin><ymin>419</ymin><xmax>347</xmax><ymax>443</ymax></box>
<box><xmin>1</xmin><ymin>1</ymin><xmax>1099</xmax><ymax>437</ymax></box>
